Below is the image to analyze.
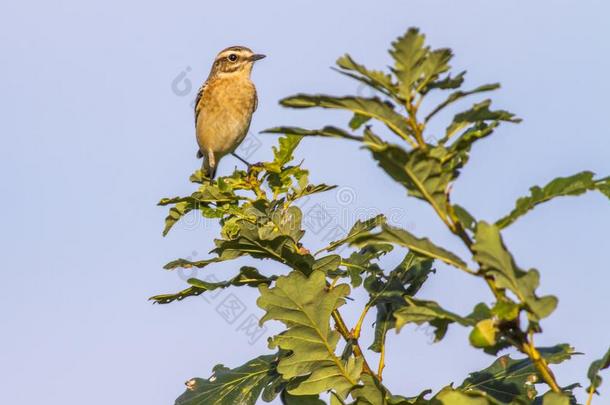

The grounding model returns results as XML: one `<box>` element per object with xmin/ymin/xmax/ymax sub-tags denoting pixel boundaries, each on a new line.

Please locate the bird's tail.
<box><xmin>200</xmin><ymin>149</ymin><xmax>217</xmax><ymax>182</ymax></box>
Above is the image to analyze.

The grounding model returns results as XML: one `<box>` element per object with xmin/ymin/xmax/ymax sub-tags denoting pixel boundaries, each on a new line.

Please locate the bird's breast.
<box><xmin>196</xmin><ymin>77</ymin><xmax>257</xmax><ymax>154</ymax></box>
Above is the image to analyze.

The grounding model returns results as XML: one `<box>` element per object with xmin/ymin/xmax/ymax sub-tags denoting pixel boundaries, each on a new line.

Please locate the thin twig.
<box><xmin>406</xmin><ymin>102</ymin><xmax>427</xmax><ymax>150</ymax></box>
<box><xmin>377</xmin><ymin>334</ymin><xmax>386</xmax><ymax>380</ymax></box>
<box><xmin>521</xmin><ymin>340</ymin><xmax>561</xmax><ymax>393</ymax></box>
<box><xmin>403</xmin><ymin>98</ymin><xmax>563</xmax><ymax>392</ymax></box>
<box><xmin>331</xmin><ymin>310</ymin><xmax>374</xmax><ymax>375</ymax></box>
<box><xmin>586</xmin><ymin>385</ymin><xmax>596</xmax><ymax>405</ymax></box>
<box><xmin>353</xmin><ymin>303</ymin><xmax>372</xmax><ymax>339</ymax></box>
<box><xmin>329</xmin><ymin>275</ymin><xmax>341</xmax><ymax>289</ymax></box>
<box><xmin>326</xmin><ymin>278</ymin><xmax>374</xmax><ymax>376</ymax></box>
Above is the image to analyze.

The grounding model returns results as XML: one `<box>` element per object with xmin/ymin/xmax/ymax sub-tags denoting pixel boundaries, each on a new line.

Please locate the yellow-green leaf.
<box><xmin>257</xmin><ymin>270</ymin><xmax>362</xmax><ymax>399</ymax></box>
<box><xmin>496</xmin><ymin>171</ymin><xmax>610</xmax><ymax>229</ymax></box>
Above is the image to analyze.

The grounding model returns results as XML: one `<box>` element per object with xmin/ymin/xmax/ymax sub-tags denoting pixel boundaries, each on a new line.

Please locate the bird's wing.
<box><xmin>253</xmin><ymin>87</ymin><xmax>258</xmax><ymax>112</ymax></box>
<box><xmin>194</xmin><ymin>81</ymin><xmax>208</xmax><ymax>158</ymax></box>
<box><xmin>194</xmin><ymin>81</ymin><xmax>207</xmax><ymax>126</ymax></box>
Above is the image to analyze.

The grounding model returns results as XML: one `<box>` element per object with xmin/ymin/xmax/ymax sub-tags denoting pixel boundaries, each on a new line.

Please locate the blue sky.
<box><xmin>1</xmin><ymin>1</ymin><xmax>609</xmax><ymax>403</ymax></box>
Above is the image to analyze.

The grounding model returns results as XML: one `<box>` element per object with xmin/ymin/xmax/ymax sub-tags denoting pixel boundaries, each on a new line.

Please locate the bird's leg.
<box><xmin>200</xmin><ymin>159</ymin><xmax>210</xmax><ymax>184</ymax></box>
<box><xmin>231</xmin><ymin>152</ymin><xmax>252</xmax><ymax>168</ymax></box>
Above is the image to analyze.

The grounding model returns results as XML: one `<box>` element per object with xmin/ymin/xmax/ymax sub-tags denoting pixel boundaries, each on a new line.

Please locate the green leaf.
<box><xmin>257</xmin><ymin>270</ymin><xmax>362</xmax><ymax>399</ymax></box>
<box><xmin>189</xmin><ymin>267</ymin><xmax>274</xmax><ymax>290</ymax></box>
<box><xmin>150</xmin><ymin>266</ymin><xmax>274</xmax><ymax>304</ymax></box>
<box><xmin>453</xmin><ymin>204</ymin><xmax>477</xmax><ymax>232</ymax></box>
<box><xmin>434</xmin><ymin>387</ymin><xmax>491</xmax><ymax>405</ymax></box>
<box><xmin>541</xmin><ymin>392</ymin><xmax>570</xmax><ymax>405</ymax></box>
<box><xmin>163</xmin><ymin>257</ymin><xmax>221</xmax><ymax>270</ymax></box>
<box><xmin>491</xmin><ymin>301</ymin><xmax>520</xmax><ymax>321</ymax></box>
<box><xmin>159</xmin><ymin>182</ymin><xmax>244</xmax><ymax>236</ymax></box>
<box><xmin>426</xmin><ymin>71</ymin><xmax>465</xmax><ymax>92</ymax></box>
<box><xmin>319</xmin><ymin>214</ymin><xmax>386</xmax><ymax>254</ymax></box>
<box><xmin>425</xmin><ymin>83</ymin><xmax>500</xmax><ymax>123</ymax></box>
<box><xmin>349</xmin><ymin>113</ymin><xmax>372</xmax><ymax>130</ymax></box>
<box><xmin>495</xmin><ymin>171</ymin><xmax>610</xmax><ymax>229</ymax></box>
<box><xmin>466</xmin><ymin>302</ymin><xmax>493</xmax><ymax>323</ymax></box>
<box><xmin>289</xmin><ymin>183</ymin><xmax>338</xmax><ymax>202</ymax></box>
<box><xmin>415</xmin><ymin>48</ymin><xmax>453</xmax><ymax>93</ymax></box>
<box><xmin>335</xmin><ymin>53</ymin><xmax>398</xmax><ymax>100</ymax></box>
<box><xmin>395</xmin><ymin>251</ymin><xmax>435</xmax><ymax>297</ymax></box>
<box><xmin>175</xmin><ymin>355</ymin><xmax>279</xmax><ymax>405</ymax></box>
<box><xmin>350</xmin><ymin>374</ymin><xmax>388</xmax><ymax>405</ymax></box>
<box><xmin>459</xmin><ymin>344</ymin><xmax>578</xmax><ymax>404</ymax></box>
<box><xmin>366</xmin><ymin>252</ymin><xmax>435</xmax><ymax>351</ymax></box>
<box><xmin>350</xmin><ymin>375</ymin><xmax>431</xmax><ymax>405</ymax></box>
<box><xmin>330</xmin><ymin>396</ymin><xmax>343</xmax><ymax>405</ymax></box>
<box><xmin>388</xmin><ymin>393</ymin><xmax>432</xmax><ymax>405</ymax></box>
<box><xmin>363</xmin><ymin>131</ymin><xmax>454</xmax><ymax>219</ymax></box>
<box><xmin>214</xmin><ymin>234</ymin><xmax>314</xmax><ymax>274</ymax></box>
<box><xmin>313</xmin><ymin>254</ymin><xmax>342</xmax><ymax>273</ymax></box>
<box><xmin>394</xmin><ymin>297</ymin><xmax>468</xmax><ymax>341</ymax></box>
<box><xmin>281</xmin><ymin>392</ymin><xmax>327</xmax><ymax>405</ymax></box>
<box><xmin>339</xmin><ymin>243</ymin><xmax>393</xmax><ymax>288</ymax></box>
<box><xmin>445</xmin><ymin>99</ymin><xmax>521</xmax><ymax>140</ymax></box>
<box><xmin>267</xmin><ymin>166</ymin><xmax>311</xmax><ymax>198</ymax></box>
<box><xmin>149</xmin><ymin>285</ymin><xmax>208</xmax><ymax>305</ymax></box>
<box><xmin>158</xmin><ymin>186</ymin><xmax>240</xmax><ymax>206</ymax></box>
<box><xmin>390</xmin><ymin>28</ymin><xmax>465</xmax><ymax>102</ymax></box>
<box><xmin>472</xmin><ymin>222</ymin><xmax>557</xmax><ymax>321</ymax></box>
<box><xmin>446</xmin><ymin>121</ymin><xmax>500</xmax><ymax>154</ymax></box>
<box><xmin>212</xmin><ymin>216</ymin><xmax>315</xmax><ymax>274</ymax></box>
<box><xmin>161</xmin><ymin>201</ymin><xmax>194</xmax><ymax>236</ymax></box>
<box><xmin>598</xmin><ymin>180</ymin><xmax>610</xmax><ymax>198</ymax></box>
<box><xmin>587</xmin><ymin>346</ymin><xmax>610</xmax><ymax>395</ymax></box>
<box><xmin>263</xmin><ymin>135</ymin><xmax>304</xmax><ymax>173</ymax></box>
<box><xmin>351</xmin><ymin>224</ymin><xmax>470</xmax><ymax>273</ymax></box>
<box><xmin>263</xmin><ymin>126</ymin><xmax>364</xmax><ymax>142</ymax></box>
<box><xmin>280</xmin><ymin>95</ymin><xmax>414</xmax><ymax>141</ymax></box>
<box><xmin>389</xmin><ymin>28</ymin><xmax>428</xmax><ymax>101</ymax></box>
<box><xmin>272</xmin><ymin>206</ymin><xmax>305</xmax><ymax>242</ymax></box>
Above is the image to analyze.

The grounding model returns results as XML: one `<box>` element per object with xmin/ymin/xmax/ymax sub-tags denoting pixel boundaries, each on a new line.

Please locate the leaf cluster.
<box><xmin>156</xmin><ymin>28</ymin><xmax>610</xmax><ymax>405</ymax></box>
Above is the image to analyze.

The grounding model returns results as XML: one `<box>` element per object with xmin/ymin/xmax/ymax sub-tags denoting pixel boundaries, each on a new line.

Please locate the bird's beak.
<box><xmin>250</xmin><ymin>54</ymin><xmax>266</xmax><ymax>62</ymax></box>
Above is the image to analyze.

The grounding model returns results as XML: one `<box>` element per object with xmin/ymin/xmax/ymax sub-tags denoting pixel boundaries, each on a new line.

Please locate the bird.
<box><xmin>194</xmin><ymin>46</ymin><xmax>266</xmax><ymax>181</ymax></box>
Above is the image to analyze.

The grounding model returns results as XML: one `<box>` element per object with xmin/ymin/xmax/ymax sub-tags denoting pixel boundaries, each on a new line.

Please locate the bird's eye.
<box><xmin>228</xmin><ymin>54</ymin><xmax>238</xmax><ymax>62</ymax></box>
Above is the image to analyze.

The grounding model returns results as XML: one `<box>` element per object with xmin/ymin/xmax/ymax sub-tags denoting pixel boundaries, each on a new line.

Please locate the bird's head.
<box><xmin>209</xmin><ymin>46</ymin><xmax>266</xmax><ymax>78</ymax></box>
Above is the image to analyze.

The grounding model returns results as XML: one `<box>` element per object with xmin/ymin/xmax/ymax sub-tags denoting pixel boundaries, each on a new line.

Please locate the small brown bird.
<box><xmin>194</xmin><ymin>46</ymin><xmax>266</xmax><ymax>180</ymax></box>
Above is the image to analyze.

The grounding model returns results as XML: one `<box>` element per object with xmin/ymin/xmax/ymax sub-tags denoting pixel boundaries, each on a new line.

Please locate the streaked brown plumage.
<box><xmin>195</xmin><ymin>46</ymin><xmax>265</xmax><ymax>180</ymax></box>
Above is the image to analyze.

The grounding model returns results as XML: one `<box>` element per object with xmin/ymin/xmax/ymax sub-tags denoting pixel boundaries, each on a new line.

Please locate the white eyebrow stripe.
<box><xmin>216</xmin><ymin>49</ymin><xmax>251</xmax><ymax>60</ymax></box>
